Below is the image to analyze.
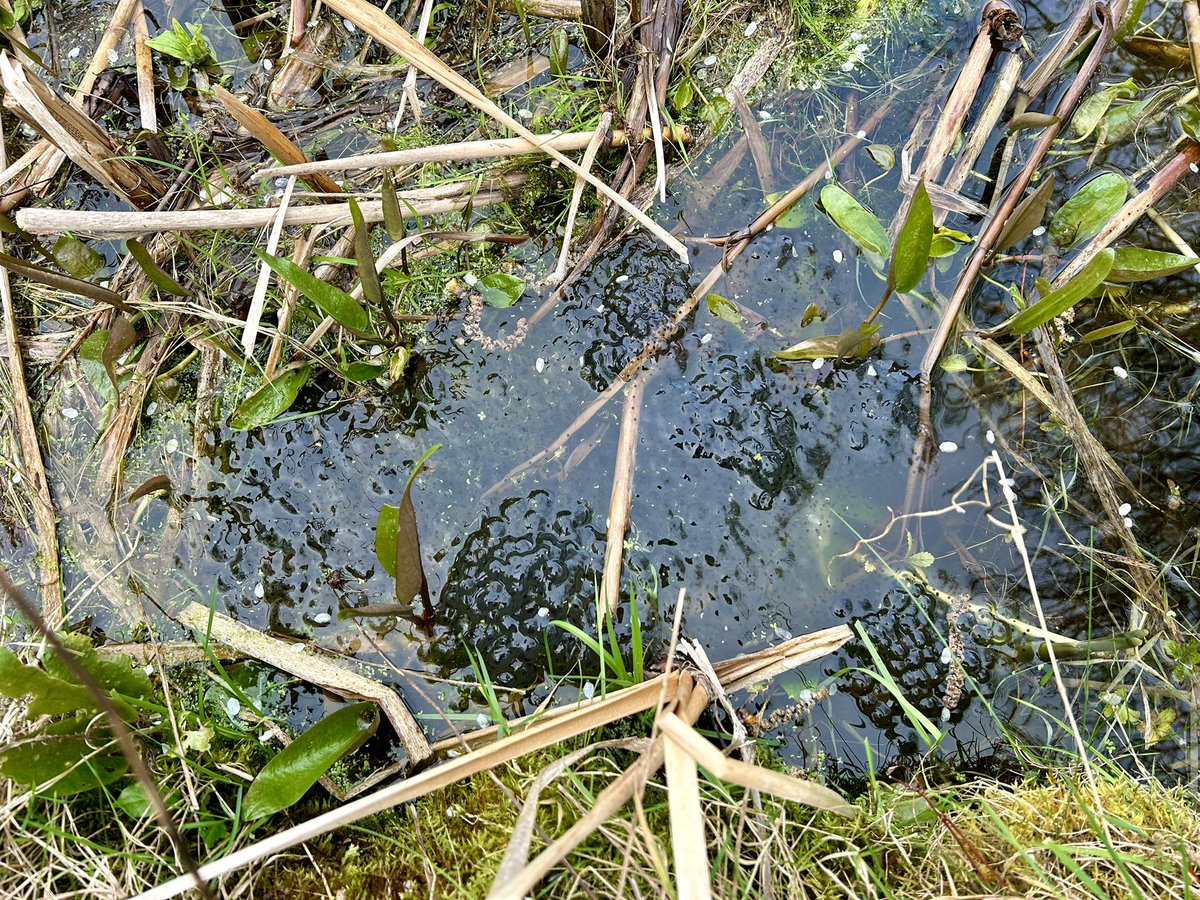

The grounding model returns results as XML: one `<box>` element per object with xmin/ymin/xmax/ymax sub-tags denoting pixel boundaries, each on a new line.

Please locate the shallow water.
<box><xmin>13</xmin><ymin>0</ymin><xmax>1200</xmax><ymax>771</ymax></box>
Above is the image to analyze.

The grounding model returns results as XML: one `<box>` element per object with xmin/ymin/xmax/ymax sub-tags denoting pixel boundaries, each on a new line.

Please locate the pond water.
<box><xmin>12</xmin><ymin>0</ymin><xmax>1199</xmax><ymax>775</ymax></box>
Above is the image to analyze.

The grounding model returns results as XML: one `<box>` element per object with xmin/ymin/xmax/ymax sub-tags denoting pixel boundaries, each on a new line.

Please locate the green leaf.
<box><xmin>1071</xmin><ymin>78</ymin><xmax>1136</xmax><ymax>141</ymax></box>
<box><xmin>1080</xmin><ymin>320</ymin><xmax>1136</xmax><ymax>343</ymax></box>
<box><xmin>834</xmin><ymin>323</ymin><xmax>881</xmax><ymax>360</ymax></box>
<box><xmin>819</xmin><ymin>184</ymin><xmax>889</xmax><ymax>260</ymax></box>
<box><xmin>1000</xmin><ymin>249</ymin><xmax>1115</xmax><ymax>335</ymax></box>
<box><xmin>478</xmin><ymin>272</ymin><xmax>525</xmax><ymax>308</ymax></box>
<box><xmin>230</xmin><ymin>366</ymin><xmax>311</xmax><ymax>431</ymax></box>
<box><xmin>146</xmin><ymin>20</ymin><xmax>215</xmax><ymax>67</ymax></box>
<box><xmin>1008</xmin><ymin>112</ymin><xmax>1060</xmax><ymax>132</ymax></box>
<box><xmin>243</xmin><ymin>702</ymin><xmax>379</xmax><ymax>820</ymax></box>
<box><xmin>0</xmin><ymin>733</ymin><xmax>127</xmax><ymax>797</ymax></box>
<box><xmin>255</xmin><ymin>250</ymin><xmax>373</xmax><ymax>336</ymax></box>
<box><xmin>339</xmin><ymin>361</ymin><xmax>388</xmax><ymax>382</ymax></box>
<box><xmin>51</xmin><ymin>236</ymin><xmax>103</xmax><ymax>278</ymax></box>
<box><xmin>0</xmin><ymin>251</ymin><xmax>131</xmax><ymax>311</ymax></box>
<box><xmin>381</xmin><ymin>170</ymin><xmax>405</xmax><ymax>242</ymax></box>
<box><xmin>764</xmin><ymin>192</ymin><xmax>811</xmax><ymax>229</ymax></box>
<box><xmin>44</xmin><ymin>633</ymin><xmax>152</xmax><ymax>702</ymax></box>
<box><xmin>773</xmin><ymin>334</ymin><xmax>841</xmax><ymax>362</ymax></box>
<box><xmin>705</xmin><ymin>293</ymin><xmax>743</xmax><ymax>326</ymax></box>
<box><xmin>888</xmin><ymin>181</ymin><xmax>933</xmax><ymax>294</ymax></box>
<box><xmin>671</xmin><ymin>76</ymin><xmax>694</xmax><ymax>113</ymax></box>
<box><xmin>993</xmin><ymin>174</ymin><xmax>1055</xmax><ymax>254</ymax></box>
<box><xmin>0</xmin><ymin>647</ymin><xmax>95</xmax><ymax>717</ymax></box>
<box><xmin>1048</xmin><ymin>173</ymin><xmax>1127</xmax><ymax>251</ymax></box>
<box><xmin>349</xmin><ymin>199</ymin><xmax>383</xmax><ymax>307</ymax></box>
<box><xmin>1107</xmin><ymin>247</ymin><xmax>1199</xmax><ymax>282</ymax></box>
<box><xmin>1097</xmin><ymin>94</ymin><xmax>1163</xmax><ymax>147</ymax></box>
<box><xmin>1179</xmin><ymin>105</ymin><xmax>1200</xmax><ymax>143</ymax></box>
<box><xmin>102</xmin><ymin>316</ymin><xmax>138</xmax><ymax>397</ymax></box>
<box><xmin>929</xmin><ymin>236</ymin><xmax>959</xmax><ymax>258</ymax></box>
<box><xmin>127</xmin><ymin>239</ymin><xmax>188</xmax><ymax>296</ymax></box>
<box><xmin>864</xmin><ymin>144</ymin><xmax>894</xmax><ymax>172</ymax></box>
<box><xmin>375</xmin><ymin>445</ymin><xmax>441</xmax><ymax>604</ymax></box>
<box><xmin>116</xmin><ymin>782</ymin><xmax>153</xmax><ymax>818</ymax></box>
<box><xmin>548</xmin><ymin>28</ymin><xmax>569</xmax><ymax>77</ymax></box>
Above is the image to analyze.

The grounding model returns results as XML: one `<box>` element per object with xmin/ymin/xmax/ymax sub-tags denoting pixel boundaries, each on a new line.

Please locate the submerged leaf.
<box><xmin>1000</xmin><ymin>249</ymin><xmax>1115</xmax><ymax>335</ymax></box>
<box><xmin>1107</xmin><ymin>247</ymin><xmax>1199</xmax><ymax>282</ymax></box>
<box><xmin>1048</xmin><ymin>173</ymin><xmax>1127</xmax><ymax>251</ymax></box>
<box><xmin>1071</xmin><ymin>78</ymin><xmax>1136</xmax><ymax>141</ymax></box>
<box><xmin>1081</xmin><ymin>320</ymin><xmax>1136</xmax><ymax>343</ymax></box>
<box><xmin>375</xmin><ymin>445</ymin><xmax>441</xmax><ymax>605</ymax></box>
<box><xmin>255</xmin><ymin>250</ymin><xmax>372</xmax><ymax>336</ymax></box>
<box><xmin>993</xmin><ymin>174</ymin><xmax>1055</xmax><ymax>254</ymax></box>
<box><xmin>888</xmin><ymin>181</ymin><xmax>933</xmax><ymax>294</ymax></box>
<box><xmin>1008</xmin><ymin>112</ymin><xmax>1060</xmax><ymax>132</ymax></box>
<box><xmin>819</xmin><ymin>184</ymin><xmax>889</xmax><ymax>260</ymax></box>
<box><xmin>0</xmin><ymin>251</ymin><xmax>131</xmax><ymax>311</ymax></box>
<box><xmin>102</xmin><ymin>316</ymin><xmax>138</xmax><ymax>397</ymax></box>
<box><xmin>230</xmin><ymin>366</ymin><xmax>311</xmax><ymax>431</ymax></box>
<box><xmin>381</xmin><ymin>170</ymin><xmax>405</xmax><ymax>242</ymax></box>
<box><xmin>51</xmin><ymin>235</ymin><xmax>103</xmax><ymax>278</ymax></box>
<box><xmin>478</xmin><ymin>272</ymin><xmax>525</xmax><ymax>308</ymax></box>
<box><xmin>705</xmin><ymin>293</ymin><xmax>743</xmax><ymax>326</ymax></box>
<box><xmin>243</xmin><ymin>702</ymin><xmax>379</xmax><ymax>820</ymax></box>
<box><xmin>773</xmin><ymin>334</ymin><xmax>841</xmax><ymax>362</ymax></box>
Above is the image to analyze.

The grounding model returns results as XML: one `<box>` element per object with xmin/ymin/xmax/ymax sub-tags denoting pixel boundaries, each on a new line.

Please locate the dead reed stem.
<box><xmin>599</xmin><ymin>375</ymin><xmax>646</xmax><ymax>615</ymax></box>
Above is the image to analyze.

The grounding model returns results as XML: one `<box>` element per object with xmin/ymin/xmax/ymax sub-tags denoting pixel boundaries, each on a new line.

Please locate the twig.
<box><xmin>731</xmin><ymin>89</ymin><xmax>775</xmax><ymax>197</ymax></box>
<box><xmin>550</xmin><ymin>113</ymin><xmax>611</xmax><ymax>285</ymax></box>
<box><xmin>599</xmin><ymin>375</ymin><xmax>646</xmax><ymax>615</ymax></box>
<box><xmin>0</xmin><ymin>118</ymin><xmax>62</xmax><ymax>630</ymax></box>
<box><xmin>131</xmin><ymin>1</ymin><xmax>156</xmax><ymax>132</ymax></box>
<box><xmin>1186</xmin><ymin>0</ymin><xmax>1200</xmax><ymax>87</ymax></box>
<box><xmin>242</xmin><ymin>175</ymin><xmax>297</xmax><ymax>357</ymax></box>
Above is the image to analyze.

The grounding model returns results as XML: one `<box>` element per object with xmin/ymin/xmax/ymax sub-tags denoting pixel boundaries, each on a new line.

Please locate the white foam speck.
<box><xmin>985</xmin><ymin>429</ymin><xmax>995</xmax><ymax>444</ymax></box>
<box><xmin>535</xmin><ymin>357</ymin><xmax>545</xmax><ymax>373</ymax></box>
<box><xmin>1113</xmin><ymin>365</ymin><xmax>1129</xmax><ymax>380</ymax></box>
<box><xmin>313</xmin><ymin>612</ymin><xmax>331</xmax><ymax>625</ymax></box>
<box><xmin>1118</xmin><ymin>502</ymin><xmax>1132</xmax><ymax>516</ymax></box>
<box><xmin>939</xmin><ymin>441</ymin><xmax>959</xmax><ymax>452</ymax></box>
<box><xmin>226</xmin><ymin>698</ymin><xmax>241</xmax><ymax>718</ymax></box>
<box><xmin>700</xmin><ymin>333</ymin><xmax>712</xmax><ymax>344</ymax></box>
<box><xmin>62</xmin><ymin>407</ymin><xmax>79</xmax><ymax>420</ymax></box>
<box><xmin>254</xmin><ymin>583</ymin><xmax>265</xmax><ymax>599</ymax></box>
<box><xmin>832</xmin><ymin>249</ymin><xmax>844</xmax><ymax>264</ymax></box>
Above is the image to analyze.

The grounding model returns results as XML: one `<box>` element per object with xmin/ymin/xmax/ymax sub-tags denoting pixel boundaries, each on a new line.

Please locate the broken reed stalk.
<box><xmin>0</xmin><ymin>121</ymin><xmax>62</xmax><ymax>630</ymax></box>
<box><xmin>599</xmin><ymin>375</ymin><xmax>646</xmax><ymax>615</ymax></box>
<box><xmin>1187</xmin><ymin>0</ymin><xmax>1200</xmax><ymax>85</ymax></box>
<box><xmin>551</xmin><ymin>114</ymin><xmax>611</xmax><ymax>284</ymax></box>
<box><xmin>211</xmin><ymin>85</ymin><xmax>344</xmax><ymax>196</ymax></box>
<box><xmin>131</xmin><ymin>1</ymin><xmax>156</xmax><ymax>132</ymax></box>
<box><xmin>321</xmin><ymin>0</ymin><xmax>688</xmax><ymax>261</ymax></box>
<box><xmin>486</xmin><ymin>96</ymin><xmax>896</xmax><ymax>497</ymax></box>
<box><xmin>499</xmin><ymin>0</ymin><xmax>581</xmax><ymax>17</ymax></box>
<box><xmin>268</xmin><ymin>19</ymin><xmax>337</xmax><ymax>109</ymax></box>
<box><xmin>731</xmin><ymin>89</ymin><xmax>775</xmax><ymax>197</ymax></box>
<box><xmin>252</xmin><ymin>125</ymin><xmax>688</xmax><ymax>179</ymax></box>
<box><xmin>242</xmin><ymin>175</ymin><xmax>297</xmax><ymax>357</ymax></box>
<box><xmin>15</xmin><ymin>185</ymin><xmax>513</xmax><ymax>237</ymax></box>
<box><xmin>175</xmin><ymin>600</ymin><xmax>432</xmax><ymax>763</ymax></box>
<box><xmin>0</xmin><ymin>52</ymin><xmax>166</xmax><ymax>208</ymax></box>
<box><xmin>0</xmin><ymin>0</ymin><xmax>141</xmax><ymax>212</ymax></box>
<box><xmin>135</xmin><ymin>624</ymin><xmax>852</xmax><ymax>900</ymax></box>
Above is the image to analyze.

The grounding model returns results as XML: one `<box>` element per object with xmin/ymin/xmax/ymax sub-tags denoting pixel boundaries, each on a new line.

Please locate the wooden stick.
<box><xmin>550</xmin><ymin>113</ymin><xmax>610</xmax><ymax>284</ymax></box>
<box><xmin>15</xmin><ymin>187</ymin><xmax>509</xmax><ymax>237</ymax></box>
<box><xmin>251</xmin><ymin>126</ymin><xmax>688</xmax><ymax>180</ymax></box>
<box><xmin>211</xmin><ymin>84</ymin><xmax>343</xmax><ymax>195</ymax></box>
<box><xmin>0</xmin><ymin>120</ymin><xmax>62</xmax><ymax>630</ymax></box>
<box><xmin>731</xmin><ymin>89</ymin><xmax>775</xmax><ymax>197</ymax></box>
<box><xmin>599</xmin><ymin>375</ymin><xmax>646</xmax><ymax>615</ymax></box>
<box><xmin>322</xmin><ymin>0</ymin><xmax>688</xmax><ymax>261</ymax></box>
<box><xmin>131</xmin><ymin>1</ymin><xmax>156</xmax><ymax>132</ymax></box>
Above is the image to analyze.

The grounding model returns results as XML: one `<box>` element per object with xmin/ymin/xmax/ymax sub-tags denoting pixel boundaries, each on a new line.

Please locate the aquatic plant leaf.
<box><xmin>128</xmin><ymin>474</ymin><xmax>172</xmax><ymax>503</ymax></box>
<box><xmin>102</xmin><ymin>315</ymin><xmax>138</xmax><ymax>397</ymax></box>
<box><xmin>0</xmin><ymin>732</ymin><xmax>128</xmax><ymax>797</ymax></box>
<box><xmin>230</xmin><ymin>366</ymin><xmax>311</xmax><ymax>431</ymax></box>
<box><xmin>548</xmin><ymin>28</ymin><xmax>569</xmax><ymax>77</ymax></box>
<box><xmin>764</xmin><ymin>191</ymin><xmax>811</xmax><ymax>229</ymax></box>
<box><xmin>381</xmin><ymin>170</ymin><xmax>405</xmax><ymax>242</ymax></box>
<box><xmin>993</xmin><ymin>174</ymin><xmax>1055</xmax><ymax>254</ymax></box>
<box><xmin>51</xmin><ymin>235</ymin><xmax>103</xmax><ymax>278</ymax></box>
<box><xmin>773</xmin><ymin>334</ymin><xmax>841</xmax><ymax>362</ymax></box>
<box><xmin>929</xmin><ymin>236</ymin><xmax>959</xmax><ymax>258</ymax></box>
<box><xmin>1081</xmin><ymin>320</ymin><xmax>1136</xmax><ymax>343</ymax></box>
<box><xmin>127</xmin><ymin>238</ymin><xmax>188</xmax><ymax>296</ymax></box>
<box><xmin>1048</xmin><ymin>173</ymin><xmax>1127</xmax><ymax>251</ymax></box>
<box><xmin>819</xmin><ymin>184</ymin><xmax>889</xmax><ymax>260</ymax></box>
<box><xmin>835</xmin><ymin>323</ymin><xmax>881</xmax><ymax>360</ymax></box>
<box><xmin>864</xmin><ymin>144</ymin><xmax>894</xmax><ymax>172</ymax></box>
<box><xmin>888</xmin><ymin>181</ymin><xmax>933</xmax><ymax>294</ymax></box>
<box><xmin>338</xmin><ymin>360</ymin><xmax>388</xmax><ymax>382</ymax></box>
<box><xmin>1097</xmin><ymin>94</ymin><xmax>1162</xmax><ymax>147</ymax></box>
<box><xmin>348</xmin><ymin>198</ymin><xmax>383</xmax><ymax>307</ymax></box>
<box><xmin>0</xmin><ymin>251</ymin><xmax>131</xmax><ymax>311</ymax></box>
<box><xmin>1179</xmin><ymin>105</ymin><xmax>1200</xmax><ymax>143</ymax></box>
<box><xmin>1107</xmin><ymin>247</ymin><xmax>1199</xmax><ymax>282</ymax></box>
<box><xmin>0</xmin><ymin>648</ymin><xmax>94</xmax><ymax>717</ymax></box>
<box><xmin>374</xmin><ymin>444</ymin><xmax>441</xmax><ymax>604</ymax></box>
<box><xmin>478</xmin><ymin>272</ymin><xmax>525</xmax><ymax>308</ymax></box>
<box><xmin>705</xmin><ymin>293</ymin><xmax>743</xmax><ymax>326</ymax></box>
<box><xmin>116</xmin><ymin>782</ymin><xmax>153</xmax><ymax>818</ymax></box>
<box><xmin>1008</xmin><ymin>112</ymin><xmax>1060</xmax><ymax>132</ymax></box>
<box><xmin>254</xmin><ymin>250</ymin><xmax>372</xmax><ymax>336</ymax></box>
<box><xmin>243</xmin><ymin>702</ymin><xmax>379</xmax><ymax>820</ymax></box>
<box><xmin>1001</xmin><ymin>249</ymin><xmax>1115</xmax><ymax>335</ymax></box>
<box><xmin>1070</xmin><ymin>78</ymin><xmax>1136</xmax><ymax>140</ymax></box>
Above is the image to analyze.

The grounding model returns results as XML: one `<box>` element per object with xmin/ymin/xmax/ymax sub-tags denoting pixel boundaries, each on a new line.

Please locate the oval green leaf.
<box><xmin>478</xmin><ymin>272</ymin><xmax>525</xmax><ymax>308</ymax></box>
<box><xmin>243</xmin><ymin>702</ymin><xmax>379</xmax><ymax>820</ymax></box>
<box><xmin>819</xmin><ymin>184</ymin><xmax>889</xmax><ymax>260</ymax></box>
<box><xmin>1070</xmin><ymin>79</ymin><xmax>1136</xmax><ymax>141</ymax></box>
<box><xmin>255</xmin><ymin>249</ymin><xmax>372</xmax><ymax>335</ymax></box>
<box><xmin>1108</xmin><ymin>247</ymin><xmax>1199</xmax><ymax>282</ymax></box>
<box><xmin>1048</xmin><ymin>173</ymin><xmax>1127</xmax><ymax>251</ymax></box>
<box><xmin>231</xmin><ymin>366</ymin><xmax>311</xmax><ymax>431</ymax></box>
<box><xmin>52</xmin><ymin>235</ymin><xmax>103</xmax><ymax>278</ymax></box>
<box><xmin>0</xmin><ymin>733</ymin><xmax>127</xmax><ymax>797</ymax></box>
<box><xmin>888</xmin><ymin>181</ymin><xmax>933</xmax><ymax>294</ymax></box>
<box><xmin>773</xmin><ymin>334</ymin><xmax>841</xmax><ymax>362</ymax></box>
<box><xmin>1000</xmin><ymin>249</ymin><xmax>1115</xmax><ymax>335</ymax></box>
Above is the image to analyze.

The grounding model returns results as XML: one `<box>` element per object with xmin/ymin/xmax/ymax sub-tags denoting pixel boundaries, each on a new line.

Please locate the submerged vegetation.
<box><xmin>0</xmin><ymin>0</ymin><xmax>1199</xmax><ymax>894</ymax></box>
